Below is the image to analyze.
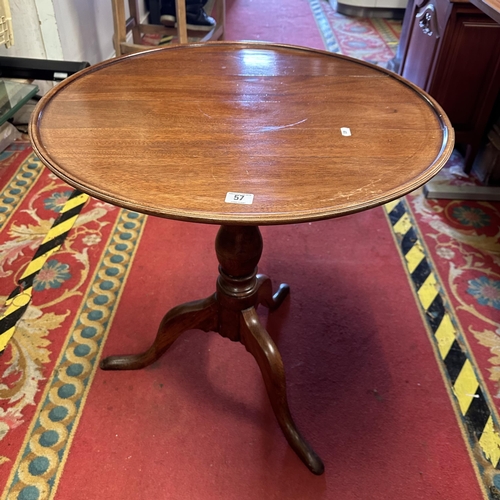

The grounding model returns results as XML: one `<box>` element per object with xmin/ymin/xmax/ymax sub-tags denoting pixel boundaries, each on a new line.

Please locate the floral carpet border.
<box><xmin>1</xmin><ymin>207</ymin><xmax>147</xmax><ymax>500</ymax></box>
<box><xmin>0</xmin><ymin>191</ymin><xmax>90</xmax><ymax>352</ymax></box>
<box><xmin>384</xmin><ymin>197</ymin><xmax>500</xmax><ymax>500</ymax></box>
<box><xmin>308</xmin><ymin>0</ymin><xmax>341</xmax><ymax>52</ymax></box>
<box><xmin>308</xmin><ymin>0</ymin><xmax>400</xmax><ymax>64</ymax></box>
<box><xmin>0</xmin><ymin>155</ymin><xmax>44</xmax><ymax>233</ymax></box>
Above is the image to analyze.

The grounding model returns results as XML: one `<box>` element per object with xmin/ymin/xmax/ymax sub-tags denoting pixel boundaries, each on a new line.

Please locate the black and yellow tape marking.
<box><xmin>370</xmin><ymin>18</ymin><xmax>399</xmax><ymax>48</ymax></box>
<box><xmin>385</xmin><ymin>198</ymin><xmax>500</xmax><ymax>472</ymax></box>
<box><xmin>0</xmin><ymin>190</ymin><xmax>89</xmax><ymax>353</ymax></box>
<box><xmin>159</xmin><ymin>35</ymin><xmax>174</xmax><ymax>45</ymax></box>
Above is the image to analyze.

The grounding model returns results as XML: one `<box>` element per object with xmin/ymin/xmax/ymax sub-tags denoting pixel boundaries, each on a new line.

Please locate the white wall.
<box><xmin>0</xmin><ymin>0</ymin><xmax>51</xmax><ymax>58</ymax></box>
<box><xmin>0</xmin><ymin>0</ymin><xmax>148</xmax><ymax>64</ymax></box>
<box><xmin>52</xmin><ymin>0</ymin><xmax>148</xmax><ymax>64</ymax></box>
<box><xmin>52</xmin><ymin>0</ymin><xmax>115</xmax><ymax>63</ymax></box>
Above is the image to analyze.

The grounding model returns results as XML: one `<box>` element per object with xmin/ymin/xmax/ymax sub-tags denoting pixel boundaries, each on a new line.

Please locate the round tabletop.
<box><xmin>30</xmin><ymin>42</ymin><xmax>454</xmax><ymax>225</ymax></box>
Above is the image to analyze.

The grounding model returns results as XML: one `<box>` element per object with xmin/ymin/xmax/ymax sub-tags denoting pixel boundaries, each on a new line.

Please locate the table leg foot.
<box><xmin>240</xmin><ymin>307</ymin><xmax>324</xmax><ymax>475</ymax></box>
<box><xmin>100</xmin><ymin>294</ymin><xmax>218</xmax><ymax>371</ymax></box>
<box><xmin>256</xmin><ymin>274</ymin><xmax>290</xmax><ymax>311</ymax></box>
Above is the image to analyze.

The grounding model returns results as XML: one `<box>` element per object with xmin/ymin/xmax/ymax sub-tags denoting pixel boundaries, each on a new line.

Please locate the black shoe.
<box><xmin>161</xmin><ymin>1</ymin><xmax>216</xmax><ymax>32</ymax></box>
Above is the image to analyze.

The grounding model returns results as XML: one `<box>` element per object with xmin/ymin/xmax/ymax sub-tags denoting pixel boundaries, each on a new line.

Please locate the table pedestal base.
<box><xmin>100</xmin><ymin>225</ymin><xmax>324</xmax><ymax>475</ymax></box>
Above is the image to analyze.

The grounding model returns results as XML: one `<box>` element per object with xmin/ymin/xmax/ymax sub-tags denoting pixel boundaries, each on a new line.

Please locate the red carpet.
<box><xmin>54</xmin><ymin>214</ymin><xmax>484</xmax><ymax>499</ymax></box>
<box><xmin>1</xmin><ymin>0</ymin><xmax>498</xmax><ymax>499</ymax></box>
<box><xmin>225</xmin><ymin>0</ymin><xmax>325</xmax><ymax>48</ymax></box>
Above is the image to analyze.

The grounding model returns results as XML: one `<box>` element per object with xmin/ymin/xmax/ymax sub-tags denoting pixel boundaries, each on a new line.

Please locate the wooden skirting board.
<box><xmin>424</xmin><ymin>180</ymin><xmax>500</xmax><ymax>200</ymax></box>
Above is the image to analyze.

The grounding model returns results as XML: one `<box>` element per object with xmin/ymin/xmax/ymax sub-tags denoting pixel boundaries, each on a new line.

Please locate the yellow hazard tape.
<box><xmin>384</xmin><ymin>198</ymin><xmax>500</xmax><ymax>475</ymax></box>
<box><xmin>0</xmin><ymin>191</ymin><xmax>89</xmax><ymax>352</ymax></box>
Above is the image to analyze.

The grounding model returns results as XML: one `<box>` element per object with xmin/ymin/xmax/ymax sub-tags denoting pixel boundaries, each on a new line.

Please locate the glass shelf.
<box><xmin>0</xmin><ymin>79</ymin><xmax>38</xmax><ymax>126</ymax></box>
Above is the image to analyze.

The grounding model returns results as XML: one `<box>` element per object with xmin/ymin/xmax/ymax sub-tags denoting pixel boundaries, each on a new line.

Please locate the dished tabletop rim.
<box><xmin>29</xmin><ymin>41</ymin><xmax>454</xmax><ymax>226</ymax></box>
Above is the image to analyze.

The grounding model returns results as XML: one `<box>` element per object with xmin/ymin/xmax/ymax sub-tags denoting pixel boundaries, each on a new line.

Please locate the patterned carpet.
<box><xmin>0</xmin><ymin>144</ymin><xmax>146</xmax><ymax>499</ymax></box>
<box><xmin>310</xmin><ymin>0</ymin><xmax>401</xmax><ymax>62</ymax></box>
<box><xmin>144</xmin><ymin>0</ymin><xmax>402</xmax><ymax>63</ymax></box>
<box><xmin>309</xmin><ymin>2</ymin><xmax>500</xmax><ymax>493</ymax></box>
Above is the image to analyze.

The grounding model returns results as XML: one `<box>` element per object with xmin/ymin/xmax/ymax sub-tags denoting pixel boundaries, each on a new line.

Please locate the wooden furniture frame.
<box><xmin>394</xmin><ymin>0</ymin><xmax>500</xmax><ymax>171</ymax></box>
<box><xmin>29</xmin><ymin>42</ymin><xmax>454</xmax><ymax>475</ymax></box>
<box><xmin>470</xmin><ymin>0</ymin><xmax>500</xmax><ymax>23</ymax></box>
<box><xmin>111</xmin><ymin>0</ymin><xmax>225</xmax><ymax>56</ymax></box>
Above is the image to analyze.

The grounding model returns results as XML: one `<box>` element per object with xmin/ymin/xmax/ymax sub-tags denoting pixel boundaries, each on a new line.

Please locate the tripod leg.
<box><xmin>101</xmin><ymin>294</ymin><xmax>218</xmax><ymax>370</ymax></box>
<box><xmin>255</xmin><ymin>274</ymin><xmax>290</xmax><ymax>311</ymax></box>
<box><xmin>240</xmin><ymin>307</ymin><xmax>324</xmax><ymax>475</ymax></box>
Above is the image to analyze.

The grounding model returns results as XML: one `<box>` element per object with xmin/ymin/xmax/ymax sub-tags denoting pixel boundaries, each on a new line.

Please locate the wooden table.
<box><xmin>29</xmin><ymin>42</ymin><xmax>454</xmax><ymax>475</ymax></box>
<box><xmin>470</xmin><ymin>0</ymin><xmax>500</xmax><ymax>23</ymax></box>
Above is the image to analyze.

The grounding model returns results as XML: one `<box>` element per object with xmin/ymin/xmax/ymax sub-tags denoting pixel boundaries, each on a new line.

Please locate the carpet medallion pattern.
<box><xmin>385</xmin><ymin>196</ymin><xmax>500</xmax><ymax>499</ymax></box>
<box><xmin>406</xmin><ymin>185</ymin><xmax>500</xmax><ymax>498</ymax></box>
<box><xmin>310</xmin><ymin>0</ymin><xmax>400</xmax><ymax>63</ymax></box>
<box><xmin>0</xmin><ymin>148</ymin><xmax>146</xmax><ymax>499</ymax></box>
<box><xmin>1</xmin><ymin>1</ymin><xmax>500</xmax><ymax>498</ymax></box>
<box><xmin>311</xmin><ymin>3</ymin><xmax>500</xmax><ymax>497</ymax></box>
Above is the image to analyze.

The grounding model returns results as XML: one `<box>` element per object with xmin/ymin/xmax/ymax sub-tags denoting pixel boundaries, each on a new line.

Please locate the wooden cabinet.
<box><xmin>397</xmin><ymin>0</ymin><xmax>500</xmax><ymax>168</ymax></box>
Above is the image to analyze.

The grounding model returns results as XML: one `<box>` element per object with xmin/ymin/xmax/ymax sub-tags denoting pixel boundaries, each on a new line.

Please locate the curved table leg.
<box><xmin>255</xmin><ymin>274</ymin><xmax>290</xmax><ymax>311</ymax></box>
<box><xmin>100</xmin><ymin>294</ymin><xmax>219</xmax><ymax>371</ymax></box>
<box><xmin>240</xmin><ymin>307</ymin><xmax>324</xmax><ymax>475</ymax></box>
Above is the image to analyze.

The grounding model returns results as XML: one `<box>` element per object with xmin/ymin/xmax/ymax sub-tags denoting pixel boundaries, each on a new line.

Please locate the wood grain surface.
<box><xmin>470</xmin><ymin>0</ymin><xmax>500</xmax><ymax>23</ymax></box>
<box><xmin>30</xmin><ymin>42</ymin><xmax>454</xmax><ymax>225</ymax></box>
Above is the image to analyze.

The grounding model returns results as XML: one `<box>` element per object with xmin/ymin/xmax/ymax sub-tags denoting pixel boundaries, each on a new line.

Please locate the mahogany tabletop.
<box><xmin>30</xmin><ymin>42</ymin><xmax>454</xmax><ymax>225</ymax></box>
